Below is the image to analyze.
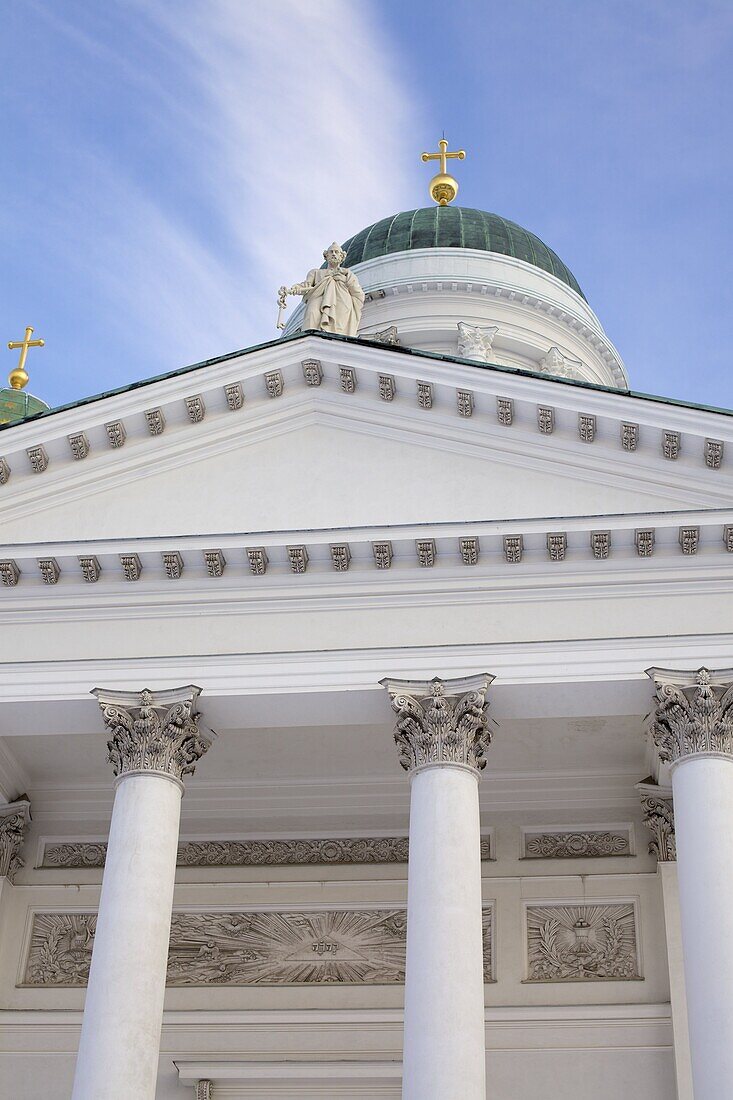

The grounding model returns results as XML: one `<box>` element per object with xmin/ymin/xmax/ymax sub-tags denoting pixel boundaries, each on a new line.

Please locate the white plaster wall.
<box><xmin>0</xmin><ymin>579</ymin><xmax>730</xmax><ymax>666</ymax></box>
<box><xmin>0</xmin><ymin>1029</ymin><xmax>677</xmax><ymax>1100</ymax></box>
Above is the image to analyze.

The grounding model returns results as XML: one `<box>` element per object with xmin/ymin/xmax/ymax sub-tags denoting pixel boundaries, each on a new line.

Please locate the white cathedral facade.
<box><xmin>0</xmin><ymin>196</ymin><xmax>731</xmax><ymax>1100</ymax></box>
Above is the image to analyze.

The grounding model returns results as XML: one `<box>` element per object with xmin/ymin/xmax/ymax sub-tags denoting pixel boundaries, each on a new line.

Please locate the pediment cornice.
<box><xmin>0</xmin><ymin>334</ymin><xmax>731</xmax><ymax>523</ymax></box>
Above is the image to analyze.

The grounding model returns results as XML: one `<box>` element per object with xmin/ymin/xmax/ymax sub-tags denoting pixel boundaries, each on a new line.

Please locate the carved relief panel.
<box><xmin>40</xmin><ymin>834</ymin><xmax>494</xmax><ymax>869</ymax></box>
<box><xmin>522</xmin><ymin>826</ymin><xmax>633</xmax><ymax>859</ymax></box>
<box><xmin>23</xmin><ymin>906</ymin><xmax>495</xmax><ymax>987</ymax></box>
<box><xmin>526</xmin><ymin>902</ymin><xmax>640</xmax><ymax>982</ymax></box>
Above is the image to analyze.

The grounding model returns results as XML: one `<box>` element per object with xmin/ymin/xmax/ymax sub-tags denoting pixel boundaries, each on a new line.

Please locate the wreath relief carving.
<box><xmin>526</xmin><ymin>903</ymin><xmax>640</xmax><ymax>982</ymax></box>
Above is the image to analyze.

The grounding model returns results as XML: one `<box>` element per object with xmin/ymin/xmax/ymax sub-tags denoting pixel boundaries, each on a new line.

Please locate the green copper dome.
<box><xmin>0</xmin><ymin>388</ymin><xmax>49</xmax><ymax>426</ymax></box>
<box><xmin>342</xmin><ymin>207</ymin><xmax>585</xmax><ymax>299</ymax></box>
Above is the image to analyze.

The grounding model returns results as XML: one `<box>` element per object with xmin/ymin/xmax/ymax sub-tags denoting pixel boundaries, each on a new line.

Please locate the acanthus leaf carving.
<box><xmin>646</xmin><ymin>667</ymin><xmax>733</xmax><ymax>765</ymax></box>
<box><xmin>636</xmin><ymin>780</ymin><xmax>676</xmax><ymax>861</ymax></box>
<box><xmin>381</xmin><ymin>674</ymin><xmax>495</xmax><ymax>774</ymax></box>
<box><xmin>538</xmin><ymin>346</ymin><xmax>584</xmax><ymax>381</ymax></box>
<box><xmin>457</xmin><ymin>322</ymin><xmax>498</xmax><ymax>362</ymax></box>
<box><xmin>92</xmin><ymin>685</ymin><xmax>212</xmax><ymax>784</ymax></box>
<box><xmin>0</xmin><ymin>799</ymin><xmax>31</xmax><ymax>880</ymax></box>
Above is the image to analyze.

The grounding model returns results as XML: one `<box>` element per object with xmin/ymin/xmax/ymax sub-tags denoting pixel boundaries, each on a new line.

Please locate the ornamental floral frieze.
<box><xmin>522</xmin><ymin>828</ymin><xmax>631</xmax><ymax>859</ymax></box>
<box><xmin>646</xmin><ymin>666</ymin><xmax>733</xmax><ymax>766</ymax></box>
<box><xmin>41</xmin><ymin>843</ymin><xmax>110</xmax><ymax>869</ymax></box>
<box><xmin>23</xmin><ymin>907</ymin><xmax>494</xmax><ymax>987</ymax></box>
<box><xmin>526</xmin><ymin>903</ymin><xmax>640</xmax><ymax>982</ymax></box>
<box><xmin>41</xmin><ymin>834</ymin><xmax>494</xmax><ymax>869</ymax></box>
<box><xmin>380</xmin><ymin>673</ymin><xmax>495</xmax><ymax>773</ymax></box>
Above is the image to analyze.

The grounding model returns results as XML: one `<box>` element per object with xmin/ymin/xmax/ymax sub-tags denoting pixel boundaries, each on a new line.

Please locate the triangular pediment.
<box><xmin>0</xmin><ymin>334</ymin><xmax>730</xmax><ymax>544</ymax></box>
<box><xmin>0</xmin><ymin>414</ymin><xmax>701</xmax><ymax>544</ymax></box>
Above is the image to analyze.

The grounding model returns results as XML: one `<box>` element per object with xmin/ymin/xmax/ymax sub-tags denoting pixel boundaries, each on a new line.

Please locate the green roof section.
<box><xmin>340</xmin><ymin>207</ymin><xmax>586</xmax><ymax>299</ymax></box>
<box><xmin>0</xmin><ymin>388</ymin><xmax>50</xmax><ymax>426</ymax></box>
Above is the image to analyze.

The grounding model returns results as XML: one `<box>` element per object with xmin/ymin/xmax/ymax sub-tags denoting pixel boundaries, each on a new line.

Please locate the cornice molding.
<box><xmin>2</xmin><ymin>508</ymin><xmax>733</xmax><ymax>597</ymax></box>
<box><xmin>0</xmin><ymin>339</ymin><xmax>730</xmax><ymax>523</ymax></box>
<box><xmin>0</xmin><ymin>1003</ymin><xmax>673</xmax><ymax>1027</ymax></box>
<box><xmin>1</xmin><ymin>634</ymin><xmax>733</xmax><ymax>702</ymax></box>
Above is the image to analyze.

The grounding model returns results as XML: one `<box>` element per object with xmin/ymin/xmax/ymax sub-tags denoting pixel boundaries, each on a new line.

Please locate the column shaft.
<box><xmin>72</xmin><ymin>773</ymin><xmax>182</xmax><ymax>1099</ymax></box>
<box><xmin>381</xmin><ymin>673</ymin><xmax>494</xmax><ymax>1100</ymax></box>
<box><xmin>403</xmin><ymin>765</ymin><xmax>486</xmax><ymax>1099</ymax></box>
<box><xmin>672</xmin><ymin>755</ymin><xmax>733</xmax><ymax>1099</ymax></box>
<box><xmin>71</xmin><ymin>684</ymin><xmax>210</xmax><ymax>1100</ymax></box>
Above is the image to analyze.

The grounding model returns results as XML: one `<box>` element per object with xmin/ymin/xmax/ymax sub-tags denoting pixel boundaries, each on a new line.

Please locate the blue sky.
<box><xmin>2</xmin><ymin>0</ymin><xmax>732</xmax><ymax>409</ymax></box>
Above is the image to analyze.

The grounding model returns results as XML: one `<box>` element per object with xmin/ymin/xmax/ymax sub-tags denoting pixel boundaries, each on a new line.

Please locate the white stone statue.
<box><xmin>279</xmin><ymin>242</ymin><xmax>365</xmax><ymax>337</ymax></box>
<box><xmin>457</xmin><ymin>322</ymin><xmax>498</xmax><ymax>362</ymax></box>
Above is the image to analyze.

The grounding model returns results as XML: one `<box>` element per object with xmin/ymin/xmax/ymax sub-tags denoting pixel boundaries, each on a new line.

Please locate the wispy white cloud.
<box><xmin>18</xmin><ymin>1</ymin><xmax>419</xmax><ymax>387</ymax></box>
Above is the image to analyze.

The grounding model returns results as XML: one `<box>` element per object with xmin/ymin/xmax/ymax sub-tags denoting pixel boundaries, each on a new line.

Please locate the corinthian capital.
<box><xmin>636</xmin><ymin>780</ymin><xmax>675</xmax><ymax>861</ymax></box>
<box><xmin>91</xmin><ymin>686</ymin><xmax>212</xmax><ymax>785</ymax></box>
<box><xmin>646</xmin><ymin>666</ymin><xmax>733</xmax><ymax>767</ymax></box>
<box><xmin>0</xmin><ymin>798</ymin><xmax>31</xmax><ymax>880</ymax></box>
<box><xmin>380</xmin><ymin>673</ymin><xmax>495</xmax><ymax>775</ymax></box>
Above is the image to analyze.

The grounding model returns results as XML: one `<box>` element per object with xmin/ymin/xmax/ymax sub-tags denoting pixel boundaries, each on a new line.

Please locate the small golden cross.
<box><xmin>420</xmin><ymin>138</ymin><xmax>466</xmax><ymax>206</ymax></box>
<box><xmin>421</xmin><ymin>138</ymin><xmax>466</xmax><ymax>175</ymax></box>
<box><xmin>7</xmin><ymin>326</ymin><xmax>44</xmax><ymax>391</ymax></box>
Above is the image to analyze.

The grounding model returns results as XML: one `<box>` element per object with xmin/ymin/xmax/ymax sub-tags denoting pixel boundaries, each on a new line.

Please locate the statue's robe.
<box><xmin>293</xmin><ymin>266</ymin><xmax>365</xmax><ymax>337</ymax></box>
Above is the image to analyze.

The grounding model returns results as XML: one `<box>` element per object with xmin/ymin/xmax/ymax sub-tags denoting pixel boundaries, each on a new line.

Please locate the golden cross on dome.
<box><xmin>7</xmin><ymin>326</ymin><xmax>44</xmax><ymax>391</ymax></box>
<box><xmin>421</xmin><ymin>138</ymin><xmax>466</xmax><ymax>206</ymax></box>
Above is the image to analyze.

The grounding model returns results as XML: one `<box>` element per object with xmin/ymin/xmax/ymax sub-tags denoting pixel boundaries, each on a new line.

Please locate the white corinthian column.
<box><xmin>381</xmin><ymin>673</ymin><xmax>495</xmax><ymax>1100</ymax></box>
<box><xmin>71</xmin><ymin>686</ymin><xmax>213</xmax><ymax>1100</ymax></box>
<box><xmin>647</xmin><ymin>667</ymin><xmax>733</xmax><ymax>1100</ymax></box>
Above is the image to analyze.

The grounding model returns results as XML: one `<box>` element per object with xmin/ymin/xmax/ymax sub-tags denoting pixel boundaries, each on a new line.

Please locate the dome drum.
<box><xmin>282</xmin><ymin>207</ymin><xmax>627</xmax><ymax>390</ymax></box>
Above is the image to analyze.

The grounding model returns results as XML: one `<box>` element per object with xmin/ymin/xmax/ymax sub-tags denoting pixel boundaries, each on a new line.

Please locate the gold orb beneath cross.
<box><xmin>429</xmin><ymin>172</ymin><xmax>459</xmax><ymax>206</ymax></box>
<box><xmin>8</xmin><ymin>366</ymin><xmax>30</xmax><ymax>391</ymax></box>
